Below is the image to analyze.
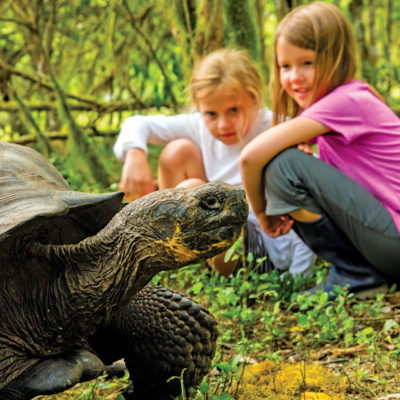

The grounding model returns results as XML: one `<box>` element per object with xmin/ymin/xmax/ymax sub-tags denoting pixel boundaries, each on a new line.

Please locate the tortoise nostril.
<box><xmin>200</xmin><ymin>196</ymin><xmax>221</xmax><ymax>210</ymax></box>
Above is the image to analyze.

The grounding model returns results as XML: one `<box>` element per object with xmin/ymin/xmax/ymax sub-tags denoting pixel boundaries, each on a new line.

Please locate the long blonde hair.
<box><xmin>189</xmin><ymin>48</ymin><xmax>264</xmax><ymax>109</ymax></box>
<box><xmin>272</xmin><ymin>2</ymin><xmax>357</xmax><ymax>125</ymax></box>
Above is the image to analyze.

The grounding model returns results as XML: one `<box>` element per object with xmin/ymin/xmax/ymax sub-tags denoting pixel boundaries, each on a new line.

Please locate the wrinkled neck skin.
<box><xmin>28</xmin><ymin>216</ymin><xmax>170</xmax><ymax>330</ymax></box>
<box><xmin>0</xmin><ymin>218</ymin><xmax>172</xmax><ymax>392</ymax></box>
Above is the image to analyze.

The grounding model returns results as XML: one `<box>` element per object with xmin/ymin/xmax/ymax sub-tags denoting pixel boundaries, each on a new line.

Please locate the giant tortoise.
<box><xmin>0</xmin><ymin>141</ymin><xmax>248</xmax><ymax>399</ymax></box>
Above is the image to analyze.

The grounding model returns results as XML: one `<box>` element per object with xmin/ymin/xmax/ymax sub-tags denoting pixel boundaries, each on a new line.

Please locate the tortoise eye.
<box><xmin>200</xmin><ymin>196</ymin><xmax>221</xmax><ymax>211</ymax></box>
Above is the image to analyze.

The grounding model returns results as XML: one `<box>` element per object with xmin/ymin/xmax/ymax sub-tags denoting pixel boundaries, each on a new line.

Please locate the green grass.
<box><xmin>35</xmin><ymin>148</ymin><xmax>400</xmax><ymax>399</ymax></box>
<box><xmin>35</xmin><ymin>251</ymin><xmax>400</xmax><ymax>400</ymax></box>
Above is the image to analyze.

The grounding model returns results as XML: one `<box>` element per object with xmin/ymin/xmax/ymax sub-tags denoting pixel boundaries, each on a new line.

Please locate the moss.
<box><xmin>235</xmin><ymin>361</ymin><xmax>347</xmax><ymax>400</ymax></box>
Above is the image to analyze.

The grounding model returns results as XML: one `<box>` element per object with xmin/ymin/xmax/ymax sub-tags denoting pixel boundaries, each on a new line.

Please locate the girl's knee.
<box><xmin>176</xmin><ymin>177</ymin><xmax>207</xmax><ymax>188</ymax></box>
<box><xmin>159</xmin><ymin>139</ymin><xmax>201</xmax><ymax>170</ymax></box>
<box><xmin>158</xmin><ymin>139</ymin><xmax>206</xmax><ymax>189</ymax></box>
<box><xmin>264</xmin><ymin>148</ymin><xmax>300</xmax><ymax>186</ymax></box>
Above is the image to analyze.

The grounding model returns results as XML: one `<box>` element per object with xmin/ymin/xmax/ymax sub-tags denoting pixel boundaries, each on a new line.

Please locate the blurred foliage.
<box><xmin>0</xmin><ymin>1</ymin><xmax>398</xmax><ymax>186</ymax></box>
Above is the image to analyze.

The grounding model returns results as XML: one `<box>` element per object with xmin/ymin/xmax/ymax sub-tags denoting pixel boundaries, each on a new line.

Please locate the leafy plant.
<box><xmin>27</xmin><ymin>154</ymin><xmax>400</xmax><ymax>400</ymax></box>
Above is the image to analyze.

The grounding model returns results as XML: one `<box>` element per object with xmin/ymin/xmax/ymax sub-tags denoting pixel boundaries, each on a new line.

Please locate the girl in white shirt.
<box><xmin>114</xmin><ymin>48</ymin><xmax>315</xmax><ymax>277</ymax></box>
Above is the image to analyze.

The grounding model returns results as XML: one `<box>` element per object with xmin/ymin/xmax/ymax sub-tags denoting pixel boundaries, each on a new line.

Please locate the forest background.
<box><xmin>1</xmin><ymin>0</ymin><xmax>400</xmax><ymax>188</ymax></box>
<box><xmin>1</xmin><ymin>0</ymin><xmax>400</xmax><ymax>399</ymax></box>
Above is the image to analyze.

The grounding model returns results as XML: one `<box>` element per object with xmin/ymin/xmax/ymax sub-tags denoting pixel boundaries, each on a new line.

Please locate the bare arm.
<box><xmin>119</xmin><ymin>148</ymin><xmax>156</xmax><ymax>201</ymax></box>
<box><xmin>240</xmin><ymin>117</ymin><xmax>328</xmax><ymax>234</ymax></box>
<box><xmin>115</xmin><ymin>114</ymin><xmax>197</xmax><ymax>201</ymax></box>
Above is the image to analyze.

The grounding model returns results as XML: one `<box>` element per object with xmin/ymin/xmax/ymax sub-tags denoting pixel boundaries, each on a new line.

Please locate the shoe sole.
<box><xmin>353</xmin><ymin>284</ymin><xmax>389</xmax><ymax>300</ymax></box>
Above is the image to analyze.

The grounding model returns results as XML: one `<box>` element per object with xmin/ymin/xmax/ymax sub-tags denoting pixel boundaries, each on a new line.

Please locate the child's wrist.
<box><xmin>255</xmin><ymin>211</ymin><xmax>266</xmax><ymax>219</ymax></box>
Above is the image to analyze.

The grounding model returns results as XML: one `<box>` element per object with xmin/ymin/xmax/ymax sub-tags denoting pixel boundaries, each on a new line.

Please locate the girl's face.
<box><xmin>198</xmin><ymin>85</ymin><xmax>258</xmax><ymax>146</ymax></box>
<box><xmin>276</xmin><ymin>37</ymin><xmax>317</xmax><ymax>109</ymax></box>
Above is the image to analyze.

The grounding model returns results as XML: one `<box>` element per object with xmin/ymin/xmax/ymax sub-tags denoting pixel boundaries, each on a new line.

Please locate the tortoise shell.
<box><xmin>0</xmin><ymin>141</ymin><xmax>124</xmax><ymax>247</ymax></box>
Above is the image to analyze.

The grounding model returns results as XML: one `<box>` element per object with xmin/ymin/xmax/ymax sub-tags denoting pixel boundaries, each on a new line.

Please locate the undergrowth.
<box><xmin>36</xmin><ymin>156</ymin><xmax>400</xmax><ymax>400</ymax></box>
<box><xmin>37</xmin><ymin>238</ymin><xmax>400</xmax><ymax>400</ymax></box>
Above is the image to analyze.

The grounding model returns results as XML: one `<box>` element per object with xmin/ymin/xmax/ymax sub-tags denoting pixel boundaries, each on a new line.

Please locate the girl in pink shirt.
<box><xmin>240</xmin><ymin>1</ymin><xmax>400</xmax><ymax>298</ymax></box>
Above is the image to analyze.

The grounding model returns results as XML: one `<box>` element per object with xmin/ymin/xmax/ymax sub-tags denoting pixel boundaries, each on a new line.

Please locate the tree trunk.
<box><xmin>223</xmin><ymin>0</ymin><xmax>261</xmax><ymax>63</ymax></box>
<box><xmin>49</xmin><ymin>66</ymin><xmax>112</xmax><ymax>187</ymax></box>
<box><xmin>368</xmin><ymin>0</ymin><xmax>377</xmax><ymax>86</ymax></box>
<box><xmin>349</xmin><ymin>0</ymin><xmax>372</xmax><ymax>83</ymax></box>
<box><xmin>383</xmin><ymin>0</ymin><xmax>393</xmax><ymax>98</ymax></box>
<box><xmin>194</xmin><ymin>0</ymin><xmax>223</xmax><ymax>60</ymax></box>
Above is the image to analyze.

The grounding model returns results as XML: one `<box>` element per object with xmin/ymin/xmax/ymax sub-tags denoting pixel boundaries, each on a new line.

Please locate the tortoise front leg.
<box><xmin>0</xmin><ymin>350</ymin><xmax>104</xmax><ymax>400</ymax></box>
<box><xmin>90</xmin><ymin>284</ymin><xmax>218</xmax><ymax>400</ymax></box>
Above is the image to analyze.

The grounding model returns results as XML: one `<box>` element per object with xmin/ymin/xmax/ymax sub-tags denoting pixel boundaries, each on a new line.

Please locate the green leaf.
<box><xmin>298</xmin><ymin>313</ymin><xmax>309</xmax><ymax>327</ymax></box>
<box><xmin>212</xmin><ymin>394</ymin><xmax>235</xmax><ymax>400</ymax></box>
<box><xmin>190</xmin><ymin>282</ymin><xmax>204</xmax><ymax>295</ymax></box>
<box><xmin>199</xmin><ymin>380</ymin><xmax>209</xmax><ymax>394</ymax></box>
<box><xmin>224</xmin><ymin>244</ymin><xmax>236</xmax><ymax>262</ymax></box>
<box><xmin>384</xmin><ymin>319</ymin><xmax>399</xmax><ymax>333</ymax></box>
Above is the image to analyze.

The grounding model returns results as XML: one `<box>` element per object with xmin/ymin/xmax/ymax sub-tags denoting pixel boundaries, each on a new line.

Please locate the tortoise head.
<box><xmin>115</xmin><ymin>181</ymin><xmax>248</xmax><ymax>269</ymax></box>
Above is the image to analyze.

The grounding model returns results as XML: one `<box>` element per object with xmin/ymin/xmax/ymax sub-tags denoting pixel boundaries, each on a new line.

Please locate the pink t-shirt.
<box><xmin>300</xmin><ymin>80</ymin><xmax>400</xmax><ymax>234</ymax></box>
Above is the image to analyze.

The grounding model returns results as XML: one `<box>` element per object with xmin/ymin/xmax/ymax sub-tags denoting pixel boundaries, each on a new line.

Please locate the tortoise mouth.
<box><xmin>204</xmin><ymin>213</ymin><xmax>247</xmax><ymax>232</ymax></box>
<box><xmin>182</xmin><ymin>221</ymin><xmax>244</xmax><ymax>254</ymax></box>
<box><xmin>206</xmin><ymin>222</ymin><xmax>243</xmax><ymax>239</ymax></box>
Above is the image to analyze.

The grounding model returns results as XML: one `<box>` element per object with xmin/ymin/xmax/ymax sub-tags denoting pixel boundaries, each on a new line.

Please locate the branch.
<box><xmin>46</xmin><ymin>53</ymin><xmax>112</xmax><ymax>186</ymax></box>
<box><xmin>0</xmin><ymin>100</ymin><xmax>173</xmax><ymax>112</ymax></box>
<box><xmin>0</xmin><ymin>62</ymin><xmax>99</xmax><ymax>106</ymax></box>
<box><xmin>11</xmin><ymin>84</ymin><xmax>53</xmax><ymax>156</ymax></box>
<box><xmin>121</xmin><ymin>0</ymin><xmax>178</xmax><ymax>109</ymax></box>
<box><xmin>8</xmin><ymin>129</ymin><xmax>119</xmax><ymax>145</ymax></box>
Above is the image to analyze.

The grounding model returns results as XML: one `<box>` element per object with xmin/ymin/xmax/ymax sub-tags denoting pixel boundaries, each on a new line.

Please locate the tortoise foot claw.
<box><xmin>1</xmin><ymin>350</ymin><xmax>105</xmax><ymax>399</ymax></box>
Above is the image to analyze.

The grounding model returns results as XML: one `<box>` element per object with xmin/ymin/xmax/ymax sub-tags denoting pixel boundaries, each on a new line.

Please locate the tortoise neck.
<box><xmin>29</xmin><ymin>231</ymin><xmax>161</xmax><ymax>315</ymax></box>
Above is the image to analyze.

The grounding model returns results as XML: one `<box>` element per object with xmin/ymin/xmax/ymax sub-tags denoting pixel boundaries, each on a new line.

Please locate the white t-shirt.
<box><xmin>114</xmin><ymin>109</ymin><xmax>315</xmax><ymax>276</ymax></box>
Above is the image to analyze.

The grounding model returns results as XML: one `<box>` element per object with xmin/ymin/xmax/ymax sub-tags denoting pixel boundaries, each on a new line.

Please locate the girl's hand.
<box><xmin>297</xmin><ymin>142</ymin><xmax>314</xmax><ymax>155</ymax></box>
<box><xmin>256</xmin><ymin>212</ymin><xmax>294</xmax><ymax>238</ymax></box>
<box><xmin>119</xmin><ymin>148</ymin><xmax>156</xmax><ymax>201</ymax></box>
<box><xmin>240</xmin><ymin>118</ymin><xmax>327</xmax><ymax>236</ymax></box>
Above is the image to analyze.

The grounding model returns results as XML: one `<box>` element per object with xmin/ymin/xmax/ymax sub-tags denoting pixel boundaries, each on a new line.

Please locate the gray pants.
<box><xmin>264</xmin><ymin>148</ymin><xmax>400</xmax><ymax>281</ymax></box>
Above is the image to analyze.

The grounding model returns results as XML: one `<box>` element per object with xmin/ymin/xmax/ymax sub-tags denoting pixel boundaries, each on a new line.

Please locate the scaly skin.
<box><xmin>90</xmin><ymin>284</ymin><xmax>218</xmax><ymax>400</ymax></box>
<box><xmin>0</xmin><ymin>141</ymin><xmax>248</xmax><ymax>399</ymax></box>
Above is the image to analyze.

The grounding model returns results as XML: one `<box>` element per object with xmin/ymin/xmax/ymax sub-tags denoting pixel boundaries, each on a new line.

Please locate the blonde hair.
<box><xmin>189</xmin><ymin>48</ymin><xmax>264</xmax><ymax>109</ymax></box>
<box><xmin>272</xmin><ymin>2</ymin><xmax>357</xmax><ymax>124</ymax></box>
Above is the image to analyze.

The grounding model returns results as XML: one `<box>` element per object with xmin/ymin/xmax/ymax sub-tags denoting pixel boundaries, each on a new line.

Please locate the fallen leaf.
<box><xmin>302</xmin><ymin>392</ymin><xmax>333</xmax><ymax>399</ymax></box>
